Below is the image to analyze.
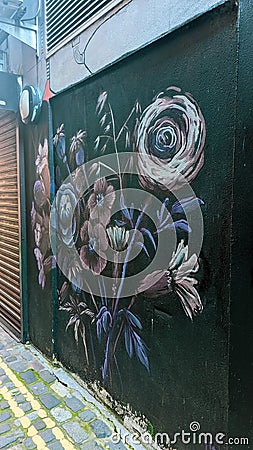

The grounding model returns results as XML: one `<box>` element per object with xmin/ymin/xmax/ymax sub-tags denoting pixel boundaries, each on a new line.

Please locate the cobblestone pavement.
<box><xmin>0</xmin><ymin>326</ymin><xmax>141</xmax><ymax>450</ymax></box>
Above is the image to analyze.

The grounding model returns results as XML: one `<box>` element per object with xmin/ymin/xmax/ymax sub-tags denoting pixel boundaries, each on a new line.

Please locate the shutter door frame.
<box><xmin>0</xmin><ymin>110</ymin><xmax>21</xmax><ymax>337</ymax></box>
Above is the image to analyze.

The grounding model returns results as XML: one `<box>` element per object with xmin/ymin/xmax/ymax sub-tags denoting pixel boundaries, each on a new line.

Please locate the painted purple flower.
<box><xmin>80</xmin><ymin>221</ymin><xmax>108</xmax><ymax>275</ymax></box>
<box><xmin>53</xmin><ymin>123</ymin><xmax>66</xmax><ymax>161</ymax></box>
<box><xmin>33</xmin><ymin>180</ymin><xmax>47</xmax><ymax>208</ymax></box>
<box><xmin>136</xmin><ymin>87</ymin><xmax>206</xmax><ymax>192</ymax></box>
<box><xmin>70</xmin><ymin>130</ymin><xmax>86</xmax><ymax>168</ymax></box>
<box><xmin>88</xmin><ymin>178</ymin><xmax>115</xmax><ymax>226</ymax></box>
<box><xmin>138</xmin><ymin>240</ymin><xmax>203</xmax><ymax>320</ymax></box>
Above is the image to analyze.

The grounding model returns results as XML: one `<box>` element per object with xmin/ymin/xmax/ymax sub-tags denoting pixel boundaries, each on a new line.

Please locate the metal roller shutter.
<box><xmin>0</xmin><ymin>110</ymin><xmax>21</xmax><ymax>336</ymax></box>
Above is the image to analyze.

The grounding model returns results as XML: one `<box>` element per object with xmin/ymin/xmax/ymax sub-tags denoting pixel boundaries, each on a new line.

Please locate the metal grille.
<box><xmin>46</xmin><ymin>0</ymin><xmax>122</xmax><ymax>54</ymax></box>
<box><xmin>0</xmin><ymin>111</ymin><xmax>21</xmax><ymax>336</ymax></box>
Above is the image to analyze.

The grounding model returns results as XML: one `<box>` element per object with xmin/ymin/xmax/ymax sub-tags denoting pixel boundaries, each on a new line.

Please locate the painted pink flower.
<box><xmin>138</xmin><ymin>240</ymin><xmax>203</xmax><ymax>320</ymax></box>
<box><xmin>136</xmin><ymin>87</ymin><xmax>206</xmax><ymax>192</ymax></box>
<box><xmin>80</xmin><ymin>221</ymin><xmax>108</xmax><ymax>275</ymax></box>
<box><xmin>35</xmin><ymin>138</ymin><xmax>50</xmax><ymax>197</ymax></box>
<box><xmin>88</xmin><ymin>177</ymin><xmax>115</xmax><ymax>226</ymax></box>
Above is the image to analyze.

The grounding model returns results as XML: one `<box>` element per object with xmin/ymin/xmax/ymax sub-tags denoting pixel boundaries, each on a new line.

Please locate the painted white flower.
<box><xmin>138</xmin><ymin>240</ymin><xmax>203</xmax><ymax>320</ymax></box>
<box><xmin>107</xmin><ymin>225</ymin><xmax>130</xmax><ymax>252</ymax></box>
<box><xmin>35</xmin><ymin>138</ymin><xmax>50</xmax><ymax>197</ymax></box>
<box><xmin>35</xmin><ymin>138</ymin><xmax>48</xmax><ymax>175</ymax></box>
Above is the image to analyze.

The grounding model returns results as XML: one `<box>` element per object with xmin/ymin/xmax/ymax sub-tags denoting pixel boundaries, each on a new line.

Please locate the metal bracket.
<box><xmin>0</xmin><ymin>16</ymin><xmax>37</xmax><ymax>49</ymax></box>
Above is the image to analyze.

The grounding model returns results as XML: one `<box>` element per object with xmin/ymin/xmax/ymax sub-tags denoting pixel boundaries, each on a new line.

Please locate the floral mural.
<box><xmin>31</xmin><ymin>138</ymin><xmax>54</xmax><ymax>289</ymax></box>
<box><xmin>31</xmin><ymin>86</ymin><xmax>206</xmax><ymax>385</ymax></box>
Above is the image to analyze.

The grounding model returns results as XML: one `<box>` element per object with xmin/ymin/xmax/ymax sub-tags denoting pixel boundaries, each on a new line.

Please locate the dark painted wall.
<box><xmin>229</xmin><ymin>0</ymin><xmax>253</xmax><ymax>447</ymax></box>
<box><xmin>23</xmin><ymin>102</ymin><xmax>53</xmax><ymax>357</ymax></box>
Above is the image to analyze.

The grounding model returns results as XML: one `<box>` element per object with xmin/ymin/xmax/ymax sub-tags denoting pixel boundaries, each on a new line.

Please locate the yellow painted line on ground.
<box><xmin>0</xmin><ymin>356</ymin><xmax>76</xmax><ymax>450</ymax></box>
<box><xmin>0</xmin><ymin>385</ymin><xmax>48</xmax><ymax>449</ymax></box>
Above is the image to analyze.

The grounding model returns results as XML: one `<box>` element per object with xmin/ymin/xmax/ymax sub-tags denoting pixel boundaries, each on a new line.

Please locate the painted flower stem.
<box><xmin>81</xmin><ymin>323</ymin><xmax>89</xmax><ymax>365</ymax></box>
<box><xmin>115</xmin><ymin>105</ymin><xmax>135</xmax><ymax>143</ymax></box>
<box><xmin>111</xmin><ymin>296</ymin><xmax>136</xmax><ymax>365</ymax></box>
<box><xmin>108</xmin><ymin>103</ymin><xmax>123</xmax><ymax>192</ymax></box>
<box><xmin>102</xmin><ymin>207</ymin><xmax>146</xmax><ymax>382</ymax></box>
<box><xmin>113</xmin><ymin>206</ymin><xmax>146</xmax><ymax>317</ymax></box>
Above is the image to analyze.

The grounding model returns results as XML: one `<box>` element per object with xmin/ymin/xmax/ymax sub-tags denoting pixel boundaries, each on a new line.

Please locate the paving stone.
<box><xmin>19</xmin><ymin>402</ymin><xmax>32</xmax><ymax>412</ymax></box>
<box><xmin>21</xmin><ymin>352</ymin><xmax>34</xmax><ymax>362</ymax></box>
<box><xmin>8</xmin><ymin>362</ymin><xmax>27</xmax><ymax>372</ymax></box>
<box><xmin>30</xmin><ymin>381</ymin><xmax>48</xmax><ymax>395</ymax></box>
<box><xmin>40</xmin><ymin>370</ymin><xmax>56</xmax><ymax>384</ymax></box>
<box><xmin>27</xmin><ymin>411</ymin><xmax>39</xmax><ymax>421</ymax></box>
<box><xmin>106</xmin><ymin>441</ymin><xmax>128</xmax><ymax>450</ymax></box>
<box><xmin>91</xmin><ymin>420</ymin><xmax>112</xmax><ymax>438</ymax></box>
<box><xmin>80</xmin><ymin>441</ymin><xmax>103</xmax><ymax>450</ymax></box>
<box><xmin>0</xmin><ymin>402</ymin><xmax>8</xmax><ymax>410</ymax></box>
<box><xmin>10</xmin><ymin>388</ymin><xmax>19</xmax><ymax>394</ymax></box>
<box><xmin>47</xmin><ymin>441</ymin><xmax>65</xmax><ymax>450</ymax></box>
<box><xmin>33</xmin><ymin>419</ymin><xmax>46</xmax><ymax>431</ymax></box>
<box><xmin>0</xmin><ymin>351</ymin><xmax>11</xmax><ymax>358</ymax></box>
<box><xmin>15</xmin><ymin>394</ymin><xmax>26</xmax><ymax>404</ymax></box>
<box><xmin>40</xmin><ymin>429</ymin><xmax>55</xmax><ymax>443</ymax></box>
<box><xmin>0</xmin><ymin>423</ymin><xmax>10</xmax><ymax>434</ymax></box>
<box><xmin>51</xmin><ymin>381</ymin><xmax>71</xmax><ymax>398</ymax></box>
<box><xmin>5</xmin><ymin>382</ymin><xmax>14</xmax><ymax>390</ymax></box>
<box><xmin>30</xmin><ymin>360</ymin><xmax>45</xmax><ymax>371</ymax></box>
<box><xmin>62</xmin><ymin>421</ymin><xmax>89</xmax><ymax>444</ymax></box>
<box><xmin>39</xmin><ymin>393</ymin><xmax>60</xmax><ymax>409</ymax></box>
<box><xmin>0</xmin><ymin>376</ymin><xmax>8</xmax><ymax>383</ymax></box>
<box><xmin>50</xmin><ymin>407</ymin><xmax>72</xmax><ymax>423</ymax></box>
<box><xmin>65</xmin><ymin>397</ymin><xmax>84</xmax><ymax>412</ymax></box>
<box><xmin>71</xmin><ymin>389</ymin><xmax>86</xmax><ymax>402</ymax></box>
<box><xmin>5</xmin><ymin>356</ymin><xmax>17</xmax><ymax>363</ymax></box>
<box><xmin>23</xmin><ymin>438</ymin><xmax>37</xmax><ymax>449</ymax></box>
<box><xmin>19</xmin><ymin>371</ymin><xmax>37</xmax><ymax>384</ymax></box>
<box><xmin>0</xmin><ymin>430</ymin><xmax>24</xmax><ymax>449</ymax></box>
<box><xmin>0</xmin><ymin>411</ymin><xmax>11</xmax><ymax>423</ymax></box>
<box><xmin>79</xmin><ymin>410</ymin><xmax>96</xmax><ymax>422</ymax></box>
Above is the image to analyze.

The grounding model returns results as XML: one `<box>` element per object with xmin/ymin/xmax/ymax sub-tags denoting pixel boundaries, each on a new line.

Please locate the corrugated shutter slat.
<box><xmin>0</xmin><ymin>111</ymin><xmax>21</xmax><ymax>335</ymax></box>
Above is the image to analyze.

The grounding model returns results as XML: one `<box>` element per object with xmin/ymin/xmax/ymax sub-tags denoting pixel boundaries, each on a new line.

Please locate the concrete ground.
<box><xmin>0</xmin><ymin>325</ymin><xmax>140</xmax><ymax>450</ymax></box>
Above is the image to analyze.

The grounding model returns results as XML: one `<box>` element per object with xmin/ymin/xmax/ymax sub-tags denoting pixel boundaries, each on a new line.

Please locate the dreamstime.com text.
<box><xmin>111</xmin><ymin>421</ymin><xmax>249</xmax><ymax>448</ymax></box>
